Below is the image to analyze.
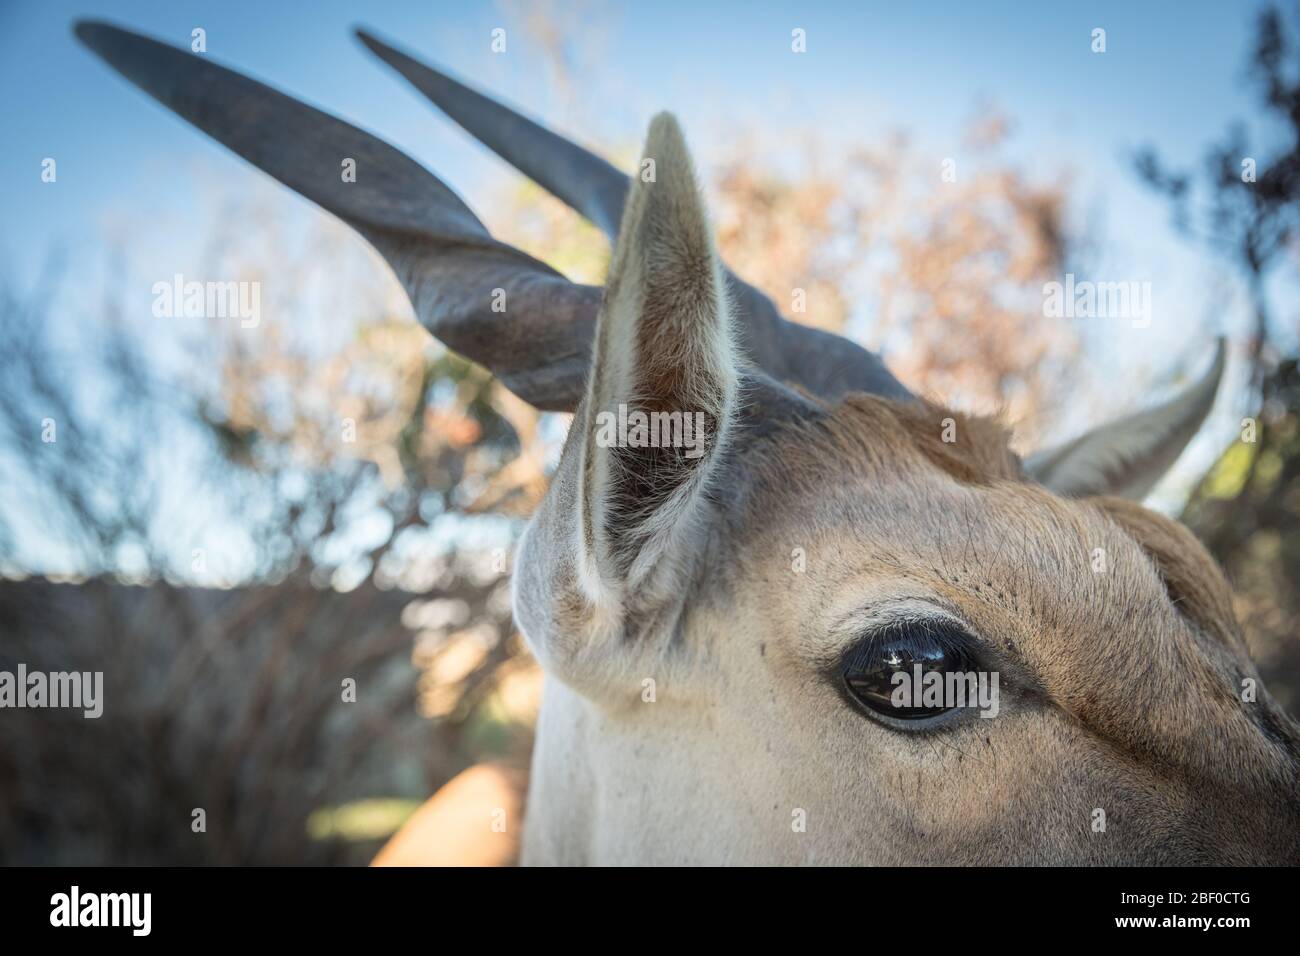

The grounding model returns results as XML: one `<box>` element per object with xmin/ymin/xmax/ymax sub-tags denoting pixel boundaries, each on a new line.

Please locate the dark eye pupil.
<box><xmin>842</xmin><ymin>623</ymin><xmax>973</xmax><ymax>721</ymax></box>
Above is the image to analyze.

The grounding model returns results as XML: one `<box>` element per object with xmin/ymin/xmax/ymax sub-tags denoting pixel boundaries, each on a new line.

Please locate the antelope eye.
<box><xmin>842</xmin><ymin>621</ymin><xmax>979</xmax><ymax>725</ymax></box>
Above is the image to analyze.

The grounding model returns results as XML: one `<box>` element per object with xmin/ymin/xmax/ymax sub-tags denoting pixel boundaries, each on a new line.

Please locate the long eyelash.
<box><xmin>849</xmin><ymin>615</ymin><xmax>979</xmax><ymax>667</ymax></box>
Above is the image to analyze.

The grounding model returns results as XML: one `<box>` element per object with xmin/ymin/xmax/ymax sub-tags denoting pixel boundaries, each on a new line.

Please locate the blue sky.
<box><xmin>0</xmin><ymin>0</ymin><xmax>1270</xmax><ymax>284</ymax></box>
<box><xmin>0</xmin><ymin>0</ymin><xmax>1290</xmax><ymax>574</ymax></box>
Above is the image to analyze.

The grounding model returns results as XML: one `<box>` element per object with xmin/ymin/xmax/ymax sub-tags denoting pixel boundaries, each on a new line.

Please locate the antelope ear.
<box><xmin>577</xmin><ymin>113</ymin><xmax>737</xmax><ymax>599</ymax></box>
<box><xmin>1026</xmin><ymin>339</ymin><xmax>1227</xmax><ymax>500</ymax></box>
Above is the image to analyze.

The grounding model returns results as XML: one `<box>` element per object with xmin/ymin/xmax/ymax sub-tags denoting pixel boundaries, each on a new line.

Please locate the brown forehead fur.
<box><xmin>746</xmin><ymin>391</ymin><xmax>1023</xmax><ymax>488</ymax></box>
<box><xmin>819</xmin><ymin>394</ymin><xmax>1024</xmax><ymax>484</ymax></box>
<box><xmin>745</xmin><ymin>391</ymin><xmax>1238</xmax><ymax>656</ymax></box>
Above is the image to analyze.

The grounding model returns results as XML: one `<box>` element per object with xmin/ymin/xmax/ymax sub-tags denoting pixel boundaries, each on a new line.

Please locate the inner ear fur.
<box><xmin>577</xmin><ymin>113</ymin><xmax>738</xmax><ymax>596</ymax></box>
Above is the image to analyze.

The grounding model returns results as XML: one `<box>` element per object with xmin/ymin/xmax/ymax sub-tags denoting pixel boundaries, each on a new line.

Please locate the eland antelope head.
<box><xmin>79</xmin><ymin>22</ymin><xmax>1300</xmax><ymax>866</ymax></box>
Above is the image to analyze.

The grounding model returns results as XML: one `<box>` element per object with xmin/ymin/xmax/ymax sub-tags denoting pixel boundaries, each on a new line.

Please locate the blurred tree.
<box><xmin>1137</xmin><ymin>2</ymin><xmax>1300</xmax><ymax>712</ymax></box>
<box><xmin>0</xmin><ymin>222</ymin><xmax>541</xmax><ymax>864</ymax></box>
<box><xmin>712</xmin><ymin>117</ymin><xmax>1075</xmax><ymax>442</ymax></box>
